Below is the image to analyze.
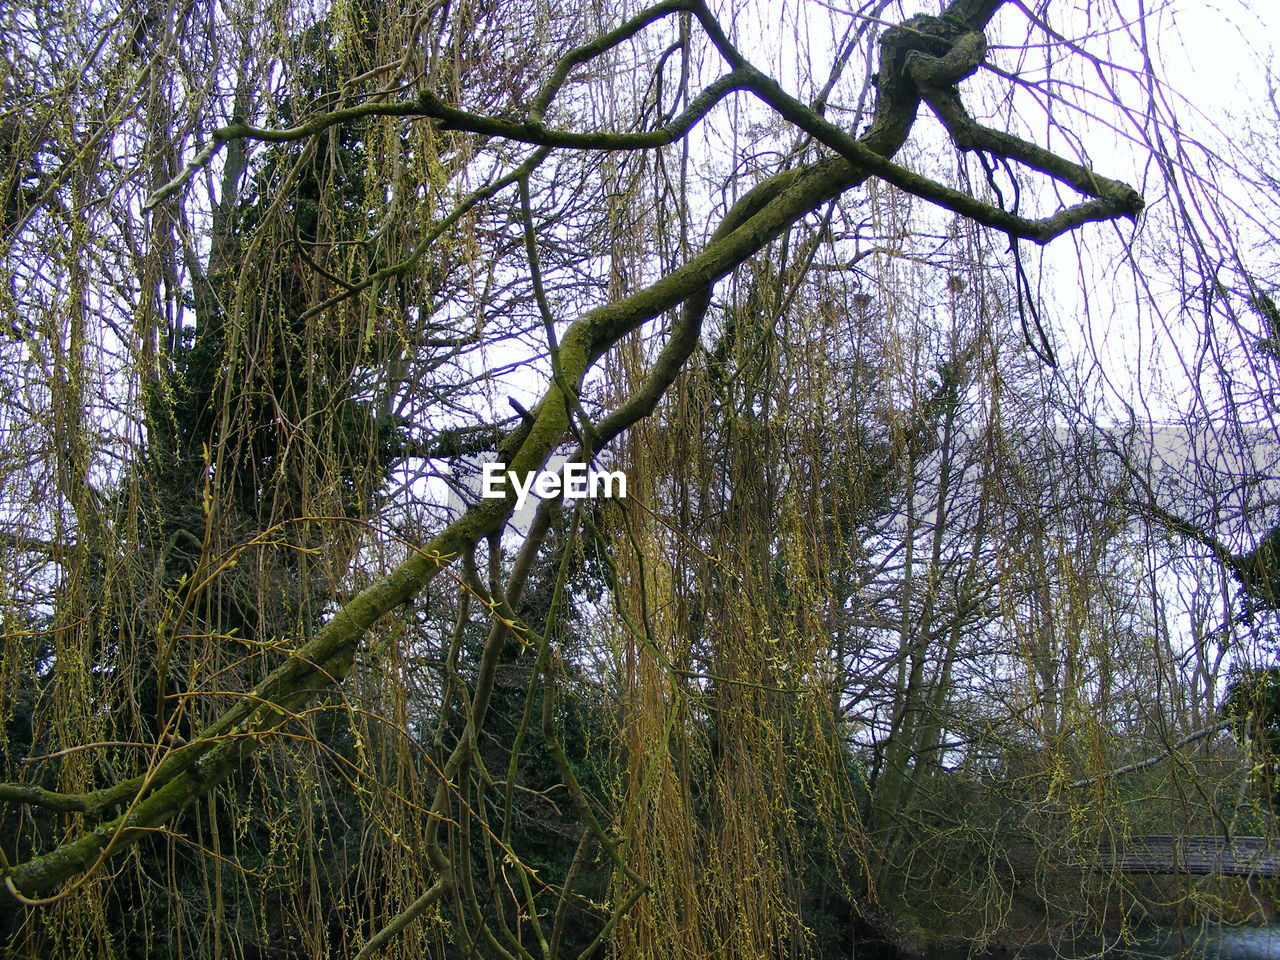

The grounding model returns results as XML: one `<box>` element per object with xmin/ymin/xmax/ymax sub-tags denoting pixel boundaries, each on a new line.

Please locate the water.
<box><xmin>1008</xmin><ymin>926</ymin><xmax>1280</xmax><ymax>960</ymax></box>
<box><xmin>1092</xmin><ymin>926</ymin><xmax>1280</xmax><ymax>960</ymax></box>
<box><xmin>923</xmin><ymin>927</ymin><xmax>1280</xmax><ymax>960</ymax></box>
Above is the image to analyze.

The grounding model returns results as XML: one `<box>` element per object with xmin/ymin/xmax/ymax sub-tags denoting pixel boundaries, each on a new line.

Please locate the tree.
<box><xmin>1</xmin><ymin>0</ymin><xmax>1272</xmax><ymax>955</ymax></box>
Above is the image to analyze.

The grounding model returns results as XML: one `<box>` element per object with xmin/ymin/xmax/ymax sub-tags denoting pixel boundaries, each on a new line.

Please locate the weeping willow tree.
<box><xmin>592</xmin><ymin>188</ymin><xmax>1219</xmax><ymax>954</ymax></box>
<box><xmin>0</xmin><ymin>0</ymin><xmax>587</xmax><ymax>953</ymax></box>
<box><xmin>2</xmin><ymin>0</ymin><xmax>1279</xmax><ymax>956</ymax></box>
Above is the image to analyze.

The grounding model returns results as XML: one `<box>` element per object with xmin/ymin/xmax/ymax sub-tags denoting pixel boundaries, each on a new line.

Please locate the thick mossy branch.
<box><xmin>922</xmin><ymin>87</ymin><xmax>1143</xmax><ymax>214</ymax></box>
<box><xmin>0</xmin><ymin>782</ymin><xmax>95</xmax><ymax>813</ymax></box>
<box><xmin>730</xmin><ymin>22</ymin><xmax>1140</xmax><ymax>242</ymax></box>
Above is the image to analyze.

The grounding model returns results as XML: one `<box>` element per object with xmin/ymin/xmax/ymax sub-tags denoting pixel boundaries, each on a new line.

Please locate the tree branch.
<box><xmin>1067</xmin><ymin>720</ymin><xmax>1232</xmax><ymax>790</ymax></box>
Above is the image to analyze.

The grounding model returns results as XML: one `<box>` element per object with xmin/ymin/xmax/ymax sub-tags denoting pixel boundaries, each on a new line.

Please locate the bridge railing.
<box><xmin>1008</xmin><ymin>836</ymin><xmax>1280</xmax><ymax>878</ymax></box>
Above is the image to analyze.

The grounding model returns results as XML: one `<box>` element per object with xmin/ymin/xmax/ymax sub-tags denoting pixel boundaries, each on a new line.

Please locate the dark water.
<box><xmin>1086</xmin><ymin>926</ymin><xmax>1280</xmax><ymax>960</ymax></box>
<box><xmin>996</xmin><ymin>926</ymin><xmax>1280</xmax><ymax>960</ymax></box>
<box><xmin>925</xmin><ymin>927</ymin><xmax>1280</xmax><ymax>960</ymax></box>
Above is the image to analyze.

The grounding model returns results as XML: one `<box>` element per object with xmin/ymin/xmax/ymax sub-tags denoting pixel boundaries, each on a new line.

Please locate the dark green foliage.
<box><xmin>1233</xmin><ymin>524</ymin><xmax>1280</xmax><ymax>610</ymax></box>
<box><xmin>1223</xmin><ymin>666</ymin><xmax>1280</xmax><ymax>805</ymax></box>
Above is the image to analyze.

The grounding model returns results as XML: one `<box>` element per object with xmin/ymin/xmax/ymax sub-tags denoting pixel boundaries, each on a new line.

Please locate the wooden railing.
<box><xmin>1019</xmin><ymin>836</ymin><xmax>1280</xmax><ymax>878</ymax></box>
<box><xmin>1103</xmin><ymin>836</ymin><xmax>1280</xmax><ymax>877</ymax></box>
